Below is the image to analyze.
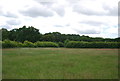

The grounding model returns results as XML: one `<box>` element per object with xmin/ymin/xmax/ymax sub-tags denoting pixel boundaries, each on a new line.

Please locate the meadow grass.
<box><xmin>2</xmin><ymin>48</ymin><xmax>118</xmax><ymax>79</ymax></box>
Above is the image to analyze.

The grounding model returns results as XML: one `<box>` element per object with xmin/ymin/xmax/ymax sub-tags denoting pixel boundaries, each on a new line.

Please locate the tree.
<box><xmin>9</xmin><ymin>26</ymin><xmax>42</xmax><ymax>42</ymax></box>
<box><xmin>41</xmin><ymin>34</ymin><xmax>55</xmax><ymax>42</ymax></box>
<box><xmin>1</xmin><ymin>25</ymin><xmax>118</xmax><ymax>43</ymax></box>
<box><xmin>1</xmin><ymin>28</ymin><xmax>10</xmax><ymax>41</ymax></box>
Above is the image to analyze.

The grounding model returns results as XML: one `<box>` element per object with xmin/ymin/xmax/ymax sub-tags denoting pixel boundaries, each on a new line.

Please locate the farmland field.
<box><xmin>2</xmin><ymin>48</ymin><xmax>118</xmax><ymax>79</ymax></box>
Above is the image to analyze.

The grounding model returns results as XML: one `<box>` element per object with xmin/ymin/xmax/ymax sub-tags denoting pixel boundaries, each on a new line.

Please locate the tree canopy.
<box><xmin>0</xmin><ymin>26</ymin><xmax>119</xmax><ymax>42</ymax></box>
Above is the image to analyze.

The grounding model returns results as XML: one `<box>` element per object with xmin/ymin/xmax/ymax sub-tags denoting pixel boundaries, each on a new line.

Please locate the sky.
<box><xmin>0</xmin><ymin>0</ymin><xmax>119</xmax><ymax>38</ymax></box>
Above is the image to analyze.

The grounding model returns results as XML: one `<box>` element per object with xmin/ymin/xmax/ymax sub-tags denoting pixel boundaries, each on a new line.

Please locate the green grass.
<box><xmin>2</xmin><ymin>48</ymin><xmax>118</xmax><ymax>79</ymax></box>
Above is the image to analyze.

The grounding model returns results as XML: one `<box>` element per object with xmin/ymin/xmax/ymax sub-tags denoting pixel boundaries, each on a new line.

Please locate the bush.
<box><xmin>64</xmin><ymin>39</ymin><xmax>70</xmax><ymax>47</ymax></box>
<box><xmin>2</xmin><ymin>40</ymin><xmax>119</xmax><ymax>48</ymax></box>
<box><xmin>65</xmin><ymin>41</ymin><xmax>119</xmax><ymax>48</ymax></box>
<box><xmin>2</xmin><ymin>40</ymin><xmax>18</xmax><ymax>48</ymax></box>
<box><xmin>35</xmin><ymin>41</ymin><xmax>58</xmax><ymax>47</ymax></box>
<box><xmin>17</xmin><ymin>42</ymin><xmax>24</xmax><ymax>47</ymax></box>
<box><xmin>58</xmin><ymin>42</ymin><xmax>64</xmax><ymax>47</ymax></box>
<box><xmin>23</xmin><ymin>41</ymin><xmax>35</xmax><ymax>47</ymax></box>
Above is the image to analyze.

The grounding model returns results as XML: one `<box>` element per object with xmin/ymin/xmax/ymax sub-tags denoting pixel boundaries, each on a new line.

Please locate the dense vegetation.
<box><xmin>66</xmin><ymin>41</ymin><xmax>119</xmax><ymax>48</ymax></box>
<box><xmin>1</xmin><ymin>25</ymin><xmax>120</xmax><ymax>42</ymax></box>
<box><xmin>1</xmin><ymin>25</ymin><xmax>120</xmax><ymax>48</ymax></box>
<box><xmin>1</xmin><ymin>39</ymin><xmax>120</xmax><ymax>48</ymax></box>
<box><xmin>2</xmin><ymin>40</ymin><xmax>59</xmax><ymax>48</ymax></box>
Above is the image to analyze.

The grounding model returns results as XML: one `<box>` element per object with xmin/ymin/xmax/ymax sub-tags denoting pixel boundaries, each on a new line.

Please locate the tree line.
<box><xmin>1</xmin><ymin>25</ymin><xmax>120</xmax><ymax>43</ymax></box>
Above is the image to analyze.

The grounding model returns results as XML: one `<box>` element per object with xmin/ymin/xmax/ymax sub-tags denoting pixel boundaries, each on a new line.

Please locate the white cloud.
<box><xmin>72</xmin><ymin>0</ymin><xmax>106</xmax><ymax>16</ymax></box>
<box><xmin>72</xmin><ymin>0</ymin><xmax>118</xmax><ymax>16</ymax></box>
<box><xmin>0</xmin><ymin>0</ymin><xmax>119</xmax><ymax>38</ymax></box>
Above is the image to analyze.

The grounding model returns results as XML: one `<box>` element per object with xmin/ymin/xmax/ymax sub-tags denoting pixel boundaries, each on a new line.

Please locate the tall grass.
<box><xmin>3</xmin><ymin>48</ymin><xmax>118</xmax><ymax>79</ymax></box>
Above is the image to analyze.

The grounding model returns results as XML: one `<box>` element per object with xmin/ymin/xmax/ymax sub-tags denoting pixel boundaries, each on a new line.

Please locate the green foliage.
<box><xmin>66</xmin><ymin>41</ymin><xmax>119</xmax><ymax>48</ymax></box>
<box><xmin>8</xmin><ymin>26</ymin><xmax>41</xmax><ymax>42</ymax></box>
<box><xmin>35</xmin><ymin>41</ymin><xmax>59</xmax><ymax>47</ymax></box>
<box><xmin>1</xmin><ymin>26</ymin><xmax>120</xmax><ymax>43</ymax></box>
<box><xmin>1</xmin><ymin>28</ymin><xmax>9</xmax><ymax>41</ymax></box>
<box><xmin>2</xmin><ymin>40</ymin><xmax>119</xmax><ymax>48</ymax></box>
<box><xmin>58</xmin><ymin>42</ymin><xmax>64</xmax><ymax>47</ymax></box>
<box><xmin>2</xmin><ymin>40</ymin><xmax>18</xmax><ymax>48</ymax></box>
<box><xmin>2</xmin><ymin>40</ymin><xmax>59</xmax><ymax>48</ymax></box>
<box><xmin>23</xmin><ymin>41</ymin><xmax>35</xmax><ymax>47</ymax></box>
<box><xmin>64</xmin><ymin>39</ymin><xmax>70</xmax><ymax>46</ymax></box>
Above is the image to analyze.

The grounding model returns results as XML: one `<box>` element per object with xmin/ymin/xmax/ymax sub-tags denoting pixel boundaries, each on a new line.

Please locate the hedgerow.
<box><xmin>2</xmin><ymin>40</ymin><xmax>59</xmax><ymax>48</ymax></box>
<box><xmin>23</xmin><ymin>41</ymin><xmax>35</xmax><ymax>47</ymax></box>
<box><xmin>2</xmin><ymin>40</ymin><xmax>119</xmax><ymax>48</ymax></box>
<box><xmin>35</xmin><ymin>41</ymin><xmax>59</xmax><ymax>47</ymax></box>
<box><xmin>65</xmin><ymin>41</ymin><xmax>119</xmax><ymax>48</ymax></box>
<box><xmin>58</xmin><ymin>42</ymin><xmax>64</xmax><ymax>47</ymax></box>
<box><xmin>2</xmin><ymin>40</ymin><xmax>18</xmax><ymax>48</ymax></box>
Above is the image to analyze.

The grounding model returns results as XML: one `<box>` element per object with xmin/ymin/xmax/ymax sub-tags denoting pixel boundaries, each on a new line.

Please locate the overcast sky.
<box><xmin>0</xmin><ymin>0</ymin><xmax>119</xmax><ymax>38</ymax></box>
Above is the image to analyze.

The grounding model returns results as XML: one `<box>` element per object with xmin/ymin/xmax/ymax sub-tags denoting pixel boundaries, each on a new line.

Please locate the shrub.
<box><xmin>64</xmin><ymin>39</ymin><xmax>70</xmax><ymax>47</ymax></box>
<box><xmin>35</xmin><ymin>41</ymin><xmax>58</xmax><ymax>47</ymax></box>
<box><xmin>65</xmin><ymin>41</ymin><xmax>119</xmax><ymax>48</ymax></box>
<box><xmin>2</xmin><ymin>40</ymin><xmax>119</xmax><ymax>48</ymax></box>
<box><xmin>23</xmin><ymin>41</ymin><xmax>35</xmax><ymax>47</ymax></box>
<box><xmin>2</xmin><ymin>40</ymin><xmax>18</xmax><ymax>48</ymax></box>
<box><xmin>58</xmin><ymin>42</ymin><xmax>64</xmax><ymax>47</ymax></box>
<box><xmin>17</xmin><ymin>42</ymin><xmax>24</xmax><ymax>47</ymax></box>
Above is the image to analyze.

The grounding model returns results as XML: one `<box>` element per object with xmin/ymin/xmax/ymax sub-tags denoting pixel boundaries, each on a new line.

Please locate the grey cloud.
<box><xmin>73</xmin><ymin>3</ymin><xmax>117</xmax><ymax>16</ymax></box>
<box><xmin>73</xmin><ymin>5</ymin><xmax>106</xmax><ymax>16</ymax></box>
<box><xmin>36</xmin><ymin>1</ymin><xmax>55</xmax><ymax>6</ymax></box>
<box><xmin>103</xmin><ymin>5</ymin><xmax>118</xmax><ymax>16</ymax></box>
<box><xmin>35</xmin><ymin>0</ymin><xmax>65</xmax><ymax>17</ymax></box>
<box><xmin>0</xmin><ymin>6</ymin><xmax>4</xmax><ymax>16</ymax></box>
<box><xmin>74</xmin><ymin>29</ymin><xmax>100</xmax><ymax>34</ymax></box>
<box><xmin>35</xmin><ymin>0</ymin><xmax>56</xmax><ymax>3</ymax></box>
<box><xmin>0</xmin><ymin>25</ymin><xmax>11</xmax><ymax>29</ymax></box>
<box><xmin>6</xmin><ymin>20</ymin><xmax>21</xmax><ymax>25</ymax></box>
<box><xmin>3</xmin><ymin>12</ymin><xmax>18</xmax><ymax>18</ymax></box>
<box><xmin>0</xmin><ymin>9</ymin><xmax>18</xmax><ymax>18</ymax></box>
<box><xmin>0</xmin><ymin>6</ymin><xmax>17</xmax><ymax>18</ymax></box>
<box><xmin>34</xmin><ymin>0</ymin><xmax>56</xmax><ymax>8</ymax></box>
<box><xmin>52</xmin><ymin>6</ymin><xmax>65</xmax><ymax>17</ymax></box>
<box><xmin>119</xmin><ymin>3</ymin><xmax>120</xmax><ymax>16</ymax></box>
<box><xmin>54</xmin><ymin>24</ymin><xmax>70</xmax><ymax>27</ymax></box>
<box><xmin>20</xmin><ymin>7</ymin><xmax>54</xmax><ymax>17</ymax></box>
<box><xmin>80</xmin><ymin>21</ymin><xmax>104</xmax><ymax>26</ymax></box>
<box><xmin>66</xmin><ymin>0</ymin><xmax>81</xmax><ymax>4</ymax></box>
<box><xmin>54</xmin><ymin>25</ymin><xmax>63</xmax><ymax>27</ymax></box>
<box><xmin>40</xmin><ymin>2</ymin><xmax>54</xmax><ymax>6</ymax></box>
<box><xmin>66</xmin><ymin>24</ymin><xmax>70</xmax><ymax>26</ymax></box>
<box><xmin>118</xmin><ymin>27</ymin><xmax>120</xmax><ymax>37</ymax></box>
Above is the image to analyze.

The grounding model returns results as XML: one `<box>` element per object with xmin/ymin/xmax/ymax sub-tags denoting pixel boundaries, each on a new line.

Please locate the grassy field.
<box><xmin>2</xmin><ymin>48</ymin><xmax>118</xmax><ymax>79</ymax></box>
